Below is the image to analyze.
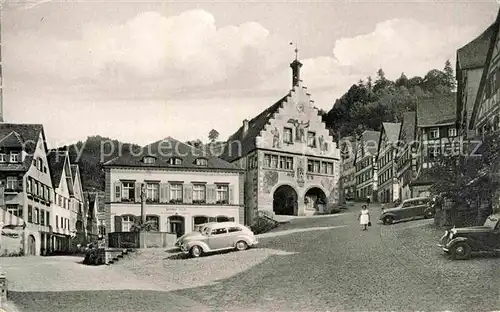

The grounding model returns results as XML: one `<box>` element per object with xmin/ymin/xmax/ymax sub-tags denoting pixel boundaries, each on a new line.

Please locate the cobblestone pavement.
<box><xmin>1</xmin><ymin>204</ymin><xmax>499</xmax><ymax>311</ymax></box>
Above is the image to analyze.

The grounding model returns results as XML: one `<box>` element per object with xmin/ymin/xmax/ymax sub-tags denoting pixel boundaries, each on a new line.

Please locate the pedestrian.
<box><xmin>358</xmin><ymin>204</ymin><xmax>371</xmax><ymax>231</ymax></box>
<box><xmin>366</xmin><ymin>196</ymin><xmax>371</xmax><ymax>205</ymax></box>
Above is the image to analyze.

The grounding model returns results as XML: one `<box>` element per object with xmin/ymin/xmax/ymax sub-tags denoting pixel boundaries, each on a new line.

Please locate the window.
<box><xmin>6</xmin><ymin>205</ymin><xmax>22</xmax><ymax>218</ymax></box>
<box><xmin>228</xmin><ymin>226</ymin><xmax>242</xmax><ymax>233</ymax></box>
<box><xmin>10</xmin><ymin>152</ymin><xmax>20</xmax><ymax>163</ymax></box>
<box><xmin>313</xmin><ymin>160</ymin><xmax>320</xmax><ymax>173</ymax></box>
<box><xmin>121</xmin><ymin>182</ymin><xmax>135</xmax><ymax>201</ymax></box>
<box><xmin>428</xmin><ymin>146</ymin><xmax>439</xmax><ymax>158</ymax></box>
<box><xmin>270</xmin><ymin>155</ymin><xmax>278</xmax><ymax>168</ymax></box>
<box><xmin>99</xmin><ymin>225</ymin><xmax>106</xmax><ymax>236</ymax></box>
<box><xmin>216</xmin><ymin>184</ymin><xmax>229</xmax><ymax>204</ymax></box>
<box><xmin>143</xmin><ymin>156</ymin><xmax>156</xmax><ymax>164</ymax></box>
<box><xmin>211</xmin><ymin>228</ymin><xmax>227</xmax><ymax>236</ymax></box>
<box><xmin>46</xmin><ymin>211</ymin><xmax>50</xmax><ymax>226</ymax></box>
<box><xmin>58</xmin><ymin>195</ymin><xmax>62</xmax><ymax>207</ymax></box>
<box><xmin>327</xmin><ymin>163</ymin><xmax>334</xmax><ymax>175</ymax></box>
<box><xmin>60</xmin><ymin>217</ymin><xmax>64</xmax><ymax>229</ymax></box>
<box><xmin>195</xmin><ymin>158</ymin><xmax>208</xmax><ymax>166</ymax></box>
<box><xmin>429</xmin><ymin>128</ymin><xmax>439</xmax><ymax>139</ymax></box>
<box><xmin>283</xmin><ymin>127</ymin><xmax>293</xmax><ymax>143</ymax></box>
<box><xmin>0</xmin><ymin>153</ymin><xmax>6</xmax><ymax>162</ymax></box>
<box><xmin>307</xmin><ymin>132</ymin><xmax>316</xmax><ymax>147</ymax></box>
<box><xmin>193</xmin><ymin>184</ymin><xmax>206</xmax><ymax>203</ymax></box>
<box><xmin>122</xmin><ymin>216</ymin><xmax>134</xmax><ymax>232</ymax></box>
<box><xmin>56</xmin><ymin>216</ymin><xmax>58</xmax><ymax>228</ymax></box>
<box><xmin>448</xmin><ymin>127</ymin><xmax>457</xmax><ymax>137</ymax></box>
<box><xmin>146</xmin><ymin>215</ymin><xmax>159</xmax><ymax>231</ymax></box>
<box><xmin>35</xmin><ymin>182</ymin><xmax>39</xmax><ymax>196</ymax></box>
<box><xmin>146</xmin><ymin>183</ymin><xmax>159</xmax><ymax>202</ymax></box>
<box><xmin>168</xmin><ymin>157</ymin><xmax>182</xmax><ymax>165</ymax></box>
<box><xmin>307</xmin><ymin>160</ymin><xmax>314</xmax><ymax>172</ymax></box>
<box><xmin>264</xmin><ymin>154</ymin><xmax>271</xmax><ymax>167</ymax></box>
<box><xmin>170</xmin><ymin>183</ymin><xmax>183</xmax><ymax>202</ymax></box>
<box><xmin>34</xmin><ymin>208</ymin><xmax>39</xmax><ymax>224</ymax></box>
<box><xmin>277</xmin><ymin>156</ymin><xmax>294</xmax><ymax>170</ymax></box>
<box><xmin>321</xmin><ymin>162</ymin><xmax>327</xmax><ymax>174</ymax></box>
<box><xmin>36</xmin><ymin>157</ymin><xmax>43</xmax><ymax>171</ymax></box>
<box><xmin>6</xmin><ymin>177</ymin><xmax>18</xmax><ymax>190</ymax></box>
<box><xmin>28</xmin><ymin>206</ymin><xmax>33</xmax><ymax>223</ymax></box>
<box><xmin>40</xmin><ymin>209</ymin><xmax>45</xmax><ymax>226</ymax></box>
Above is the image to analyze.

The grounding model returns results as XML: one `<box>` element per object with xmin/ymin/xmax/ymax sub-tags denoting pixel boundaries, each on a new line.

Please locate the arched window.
<box><xmin>193</xmin><ymin>215</ymin><xmax>210</xmax><ymax>231</ymax></box>
<box><xmin>122</xmin><ymin>215</ymin><xmax>135</xmax><ymax>232</ymax></box>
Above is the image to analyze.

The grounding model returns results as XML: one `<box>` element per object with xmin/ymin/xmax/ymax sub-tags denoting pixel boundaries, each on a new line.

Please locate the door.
<box><xmin>207</xmin><ymin>227</ymin><xmax>230</xmax><ymax>250</ymax></box>
<box><xmin>168</xmin><ymin>216</ymin><xmax>185</xmax><ymax>238</ymax></box>
<box><xmin>27</xmin><ymin>235</ymin><xmax>36</xmax><ymax>256</ymax></box>
<box><xmin>398</xmin><ymin>200</ymin><xmax>414</xmax><ymax>219</ymax></box>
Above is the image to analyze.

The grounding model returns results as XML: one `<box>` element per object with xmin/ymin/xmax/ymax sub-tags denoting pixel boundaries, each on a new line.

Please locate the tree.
<box><xmin>429</xmin><ymin>133</ymin><xmax>500</xmax><ymax>226</ymax></box>
<box><xmin>395</xmin><ymin>72</ymin><xmax>408</xmax><ymax>88</ymax></box>
<box><xmin>366</xmin><ymin>76</ymin><xmax>373</xmax><ymax>91</ymax></box>
<box><xmin>208</xmin><ymin>129</ymin><xmax>220</xmax><ymax>142</ymax></box>
<box><xmin>443</xmin><ymin>59</ymin><xmax>456</xmax><ymax>91</ymax></box>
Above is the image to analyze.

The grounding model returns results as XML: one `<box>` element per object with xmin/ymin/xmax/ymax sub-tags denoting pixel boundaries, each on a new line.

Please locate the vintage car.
<box><xmin>178</xmin><ymin>222</ymin><xmax>258</xmax><ymax>258</ymax></box>
<box><xmin>437</xmin><ymin>213</ymin><xmax>500</xmax><ymax>260</ymax></box>
<box><xmin>380</xmin><ymin>197</ymin><xmax>432</xmax><ymax>225</ymax></box>
<box><xmin>174</xmin><ymin>222</ymin><xmax>216</xmax><ymax>247</ymax></box>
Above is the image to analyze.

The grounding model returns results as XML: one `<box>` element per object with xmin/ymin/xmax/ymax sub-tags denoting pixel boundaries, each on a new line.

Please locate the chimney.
<box><xmin>243</xmin><ymin>119</ymin><xmax>249</xmax><ymax>135</ymax></box>
<box><xmin>290</xmin><ymin>59</ymin><xmax>302</xmax><ymax>88</ymax></box>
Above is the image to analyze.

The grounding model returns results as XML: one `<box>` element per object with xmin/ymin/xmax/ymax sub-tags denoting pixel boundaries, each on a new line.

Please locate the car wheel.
<box><xmin>450</xmin><ymin>242</ymin><xmax>471</xmax><ymax>260</ymax></box>
<box><xmin>190</xmin><ymin>245</ymin><xmax>203</xmax><ymax>258</ymax></box>
<box><xmin>424</xmin><ymin>210</ymin><xmax>434</xmax><ymax>219</ymax></box>
<box><xmin>235</xmin><ymin>240</ymin><xmax>248</xmax><ymax>251</ymax></box>
<box><xmin>383</xmin><ymin>216</ymin><xmax>394</xmax><ymax>225</ymax></box>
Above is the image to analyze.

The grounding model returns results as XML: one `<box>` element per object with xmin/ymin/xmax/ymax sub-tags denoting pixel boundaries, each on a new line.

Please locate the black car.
<box><xmin>438</xmin><ymin>214</ymin><xmax>500</xmax><ymax>260</ymax></box>
<box><xmin>379</xmin><ymin>197</ymin><xmax>432</xmax><ymax>225</ymax></box>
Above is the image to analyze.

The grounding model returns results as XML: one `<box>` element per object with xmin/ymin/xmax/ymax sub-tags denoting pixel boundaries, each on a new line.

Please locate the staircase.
<box><xmin>251</xmin><ymin>211</ymin><xmax>281</xmax><ymax>234</ymax></box>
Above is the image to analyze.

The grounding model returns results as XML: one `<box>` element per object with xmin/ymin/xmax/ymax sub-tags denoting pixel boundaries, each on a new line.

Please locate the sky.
<box><xmin>2</xmin><ymin>0</ymin><xmax>499</xmax><ymax>147</ymax></box>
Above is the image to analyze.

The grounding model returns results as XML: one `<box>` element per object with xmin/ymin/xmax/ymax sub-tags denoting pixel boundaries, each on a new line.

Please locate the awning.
<box><xmin>0</xmin><ymin>208</ymin><xmax>26</xmax><ymax>229</ymax></box>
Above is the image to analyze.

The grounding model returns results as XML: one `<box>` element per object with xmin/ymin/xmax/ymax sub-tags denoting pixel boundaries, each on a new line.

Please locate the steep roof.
<box><xmin>70</xmin><ymin>164</ymin><xmax>78</xmax><ymax>182</ymax></box>
<box><xmin>104</xmin><ymin>137</ymin><xmax>243</xmax><ymax>171</ymax></box>
<box><xmin>416</xmin><ymin>94</ymin><xmax>457</xmax><ymax>127</ymax></box>
<box><xmin>399</xmin><ymin>111</ymin><xmax>417</xmax><ymax>143</ymax></box>
<box><xmin>0</xmin><ymin>123</ymin><xmax>45</xmax><ymax>172</ymax></box>
<box><xmin>359</xmin><ymin>130</ymin><xmax>380</xmax><ymax>157</ymax></box>
<box><xmin>46</xmin><ymin>150</ymin><xmax>67</xmax><ymax>188</ymax></box>
<box><xmin>220</xmin><ymin>94</ymin><xmax>290</xmax><ymax>162</ymax></box>
<box><xmin>382</xmin><ymin>122</ymin><xmax>401</xmax><ymax>142</ymax></box>
<box><xmin>457</xmin><ymin>22</ymin><xmax>496</xmax><ymax>70</ymax></box>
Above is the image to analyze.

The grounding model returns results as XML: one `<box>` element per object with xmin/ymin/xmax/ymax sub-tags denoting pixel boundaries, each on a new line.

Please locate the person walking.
<box><xmin>358</xmin><ymin>205</ymin><xmax>371</xmax><ymax>231</ymax></box>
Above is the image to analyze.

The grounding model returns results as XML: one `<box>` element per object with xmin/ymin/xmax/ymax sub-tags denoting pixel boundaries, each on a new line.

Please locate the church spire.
<box><xmin>289</xmin><ymin>42</ymin><xmax>302</xmax><ymax>88</ymax></box>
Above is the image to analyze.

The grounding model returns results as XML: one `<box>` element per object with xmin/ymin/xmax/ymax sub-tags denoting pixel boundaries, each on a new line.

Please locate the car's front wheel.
<box><xmin>382</xmin><ymin>216</ymin><xmax>394</xmax><ymax>225</ymax></box>
<box><xmin>235</xmin><ymin>240</ymin><xmax>248</xmax><ymax>251</ymax></box>
<box><xmin>189</xmin><ymin>245</ymin><xmax>203</xmax><ymax>258</ymax></box>
<box><xmin>424</xmin><ymin>209</ymin><xmax>435</xmax><ymax>219</ymax></box>
<box><xmin>450</xmin><ymin>242</ymin><xmax>471</xmax><ymax>260</ymax></box>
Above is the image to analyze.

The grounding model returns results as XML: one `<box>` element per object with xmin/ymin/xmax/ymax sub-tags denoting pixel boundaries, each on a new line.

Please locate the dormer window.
<box><xmin>143</xmin><ymin>156</ymin><xmax>156</xmax><ymax>164</ymax></box>
<box><xmin>195</xmin><ymin>158</ymin><xmax>208</xmax><ymax>166</ymax></box>
<box><xmin>10</xmin><ymin>152</ymin><xmax>20</xmax><ymax>163</ymax></box>
<box><xmin>168</xmin><ymin>157</ymin><xmax>182</xmax><ymax>165</ymax></box>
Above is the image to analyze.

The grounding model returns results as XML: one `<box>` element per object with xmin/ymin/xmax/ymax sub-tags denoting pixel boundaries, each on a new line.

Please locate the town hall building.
<box><xmin>221</xmin><ymin>56</ymin><xmax>340</xmax><ymax>225</ymax></box>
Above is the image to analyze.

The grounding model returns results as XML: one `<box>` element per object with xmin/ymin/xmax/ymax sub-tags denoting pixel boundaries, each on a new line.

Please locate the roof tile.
<box><xmin>417</xmin><ymin>94</ymin><xmax>457</xmax><ymax>126</ymax></box>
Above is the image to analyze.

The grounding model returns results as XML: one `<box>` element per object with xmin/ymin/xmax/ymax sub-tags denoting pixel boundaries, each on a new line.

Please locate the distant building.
<box><xmin>411</xmin><ymin>95</ymin><xmax>458</xmax><ymax>197</ymax></box>
<box><xmin>104</xmin><ymin>137</ymin><xmax>244</xmax><ymax>237</ymax></box>
<box><xmin>220</xmin><ymin>57</ymin><xmax>340</xmax><ymax>223</ymax></box>
<box><xmin>376</xmin><ymin>123</ymin><xmax>401</xmax><ymax>203</ymax></box>
<box><xmin>339</xmin><ymin>136</ymin><xmax>356</xmax><ymax>202</ymax></box>
<box><xmin>83</xmin><ymin>191</ymin><xmax>100</xmax><ymax>241</ymax></box>
<box><xmin>395</xmin><ymin>112</ymin><xmax>418</xmax><ymax>201</ymax></box>
<box><xmin>354</xmin><ymin>130</ymin><xmax>380</xmax><ymax>202</ymax></box>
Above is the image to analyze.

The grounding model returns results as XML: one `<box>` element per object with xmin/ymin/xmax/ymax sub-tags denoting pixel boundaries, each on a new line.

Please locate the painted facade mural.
<box><xmin>263</xmin><ymin>170</ymin><xmax>279</xmax><ymax>193</ymax></box>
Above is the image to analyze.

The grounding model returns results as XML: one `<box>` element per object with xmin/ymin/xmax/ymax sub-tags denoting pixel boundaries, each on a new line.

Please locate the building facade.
<box><xmin>104</xmin><ymin>137</ymin><xmax>244</xmax><ymax>237</ymax></box>
<box><xmin>69</xmin><ymin>164</ymin><xmax>85</xmax><ymax>247</ymax></box>
<box><xmin>83</xmin><ymin>191</ymin><xmax>99</xmax><ymax>241</ymax></box>
<box><xmin>354</xmin><ymin>130</ymin><xmax>380</xmax><ymax>202</ymax></box>
<box><xmin>396</xmin><ymin>112</ymin><xmax>418</xmax><ymax>201</ymax></box>
<box><xmin>0</xmin><ymin>124</ymin><xmax>52</xmax><ymax>256</ymax></box>
<box><xmin>376</xmin><ymin>123</ymin><xmax>401</xmax><ymax>204</ymax></box>
<box><xmin>220</xmin><ymin>58</ymin><xmax>340</xmax><ymax>224</ymax></box>
<box><xmin>411</xmin><ymin>95</ymin><xmax>458</xmax><ymax>197</ymax></box>
<box><xmin>339</xmin><ymin>136</ymin><xmax>356</xmax><ymax>202</ymax></box>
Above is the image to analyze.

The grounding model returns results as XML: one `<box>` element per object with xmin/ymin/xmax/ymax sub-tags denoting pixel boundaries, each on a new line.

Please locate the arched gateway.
<box><xmin>273</xmin><ymin>185</ymin><xmax>298</xmax><ymax>216</ymax></box>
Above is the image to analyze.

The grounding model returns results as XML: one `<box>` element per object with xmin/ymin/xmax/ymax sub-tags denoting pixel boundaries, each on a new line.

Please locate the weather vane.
<box><xmin>289</xmin><ymin>42</ymin><xmax>299</xmax><ymax>60</ymax></box>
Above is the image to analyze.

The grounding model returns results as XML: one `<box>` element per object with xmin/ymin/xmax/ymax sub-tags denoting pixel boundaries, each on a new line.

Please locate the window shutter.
<box><xmin>183</xmin><ymin>184</ymin><xmax>193</xmax><ymax>204</ymax></box>
<box><xmin>229</xmin><ymin>185</ymin><xmax>235</xmax><ymax>205</ymax></box>
<box><xmin>165</xmin><ymin>183</ymin><xmax>170</xmax><ymax>203</ymax></box>
<box><xmin>206</xmin><ymin>184</ymin><xmax>216</xmax><ymax>204</ymax></box>
<box><xmin>135</xmin><ymin>183</ymin><xmax>141</xmax><ymax>202</ymax></box>
<box><xmin>114</xmin><ymin>216</ymin><xmax>122</xmax><ymax>232</ymax></box>
<box><xmin>114</xmin><ymin>182</ymin><xmax>121</xmax><ymax>202</ymax></box>
<box><xmin>160</xmin><ymin>183</ymin><xmax>166</xmax><ymax>203</ymax></box>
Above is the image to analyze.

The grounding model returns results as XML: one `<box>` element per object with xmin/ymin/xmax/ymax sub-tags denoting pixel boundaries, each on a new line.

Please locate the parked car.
<box><xmin>178</xmin><ymin>222</ymin><xmax>259</xmax><ymax>258</ymax></box>
<box><xmin>175</xmin><ymin>222</ymin><xmax>216</xmax><ymax>247</ymax></box>
<box><xmin>437</xmin><ymin>213</ymin><xmax>500</xmax><ymax>260</ymax></box>
<box><xmin>380</xmin><ymin>197</ymin><xmax>432</xmax><ymax>225</ymax></box>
